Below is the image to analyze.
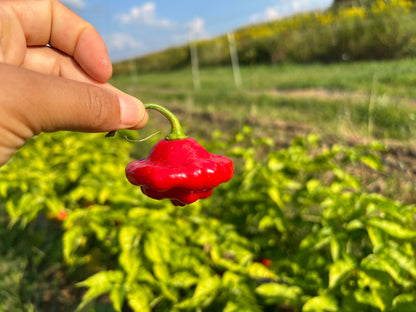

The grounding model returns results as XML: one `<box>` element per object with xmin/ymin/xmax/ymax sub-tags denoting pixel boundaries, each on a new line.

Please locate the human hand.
<box><xmin>0</xmin><ymin>0</ymin><xmax>148</xmax><ymax>167</ymax></box>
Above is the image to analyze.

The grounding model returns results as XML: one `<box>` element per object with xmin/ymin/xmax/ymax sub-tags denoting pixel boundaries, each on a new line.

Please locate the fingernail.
<box><xmin>118</xmin><ymin>95</ymin><xmax>143</xmax><ymax>126</ymax></box>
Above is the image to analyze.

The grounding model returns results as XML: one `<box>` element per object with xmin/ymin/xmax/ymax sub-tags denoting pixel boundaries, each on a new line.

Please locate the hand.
<box><xmin>0</xmin><ymin>0</ymin><xmax>148</xmax><ymax>166</ymax></box>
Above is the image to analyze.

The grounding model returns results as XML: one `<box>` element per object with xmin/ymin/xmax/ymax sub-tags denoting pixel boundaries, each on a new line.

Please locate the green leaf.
<box><xmin>255</xmin><ymin>283</ymin><xmax>302</xmax><ymax>304</ymax></box>
<box><xmin>127</xmin><ymin>285</ymin><xmax>152</xmax><ymax>312</ymax></box>
<box><xmin>367</xmin><ymin>218</ymin><xmax>416</xmax><ymax>239</ymax></box>
<box><xmin>98</xmin><ymin>187</ymin><xmax>111</xmax><ymax>204</ymax></box>
<box><xmin>303</xmin><ymin>295</ymin><xmax>339</xmax><ymax>312</ymax></box>
<box><xmin>192</xmin><ymin>275</ymin><xmax>221</xmax><ymax>305</ymax></box>
<box><xmin>258</xmin><ymin>215</ymin><xmax>274</xmax><ymax>231</ymax></box>
<box><xmin>360</xmin><ymin>154</ymin><xmax>383</xmax><ymax>171</ymax></box>
<box><xmin>329</xmin><ymin>260</ymin><xmax>355</xmax><ymax>289</ymax></box>
<box><xmin>110</xmin><ymin>286</ymin><xmax>125</xmax><ymax>312</ymax></box>
<box><xmin>171</xmin><ymin>271</ymin><xmax>198</xmax><ymax>288</ymax></box>
<box><xmin>0</xmin><ymin>181</ymin><xmax>8</xmax><ymax>197</ymax></box>
<box><xmin>392</xmin><ymin>293</ymin><xmax>416</xmax><ymax>312</ymax></box>
<box><xmin>381</xmin><ymin>245</ymin><xmax>416</xmax><ymax>279</ymax></box>
<box><xmin>246</xmin><ymin>262</ymin><xmax>277</xmax><ymax>280</ymax></box>
<box><xmin>362</xmin><ymin>254</ymin><xmax>413</xmax><ymax>288</ymax></box>
<box><xmin>144</xmin><ymin>233</ymin><xmax>163</xmax><ymax>263</ymax></box>
<box><xmin>367</xmin><ymin>226</ymin><xmax>385</xmax><ymax>250</ymax></box>
<box><xmin>330</xmin><ymin>237</ymin><xmax>341</xmax><ymax>262</ymax></box>
<box><xmin>267</xmin><ymin>187</ymin><xmax>284</xmax><ymax>209</ymax></box>
<box><xmin>153</xmin><ymin>262</ymin><xmax>170</xmax><ymax>282</ymax></box>
<box><xmin>358</xmin><ymin>269</ymin><xmax>393</xmax><ymax>311</ymax></box>
<box><xmin>299</xmin><ymin>232</ymin><xmax>331</xmax><ymax>251</ymax></box>
<box><xmin>354</xmin><ymin>289</ymin><xmax>378</xmax><ymax>308</ymax></box>
<box><xmin>306</xmin><ymin>179</ymin><xmax>321</xmax><ymax>193</ymax></box>
<box><xmin>63</xmin><ymin>226</ymin><xmax>84</xmax><ymax>264</ymax></box>
<box><xmin>76</xmin><ymin>270</ymin><xmax>124</xmax><ymax>312</ymax></box>
<box><xmin>175</xmin><ymin>275</ymin><xmax>221</xmax><ymax>309</ymax></box>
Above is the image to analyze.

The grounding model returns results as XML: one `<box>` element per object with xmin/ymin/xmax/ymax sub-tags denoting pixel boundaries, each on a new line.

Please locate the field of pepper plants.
<box><xmin>2</xmin><ymin>56</ymin><xmax>416</xmax><ymax>311</ymax></box>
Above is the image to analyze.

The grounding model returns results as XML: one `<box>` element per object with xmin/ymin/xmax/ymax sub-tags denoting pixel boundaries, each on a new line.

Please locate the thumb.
<box><xmin>0</xmin><ymin>63</ymin><xmax>148</xmax><ymax>165</ymax></box>
<box><xmin>0</xmin><ymin>63</ymin><xmax>148</xmax><ymax>134</ymax></box>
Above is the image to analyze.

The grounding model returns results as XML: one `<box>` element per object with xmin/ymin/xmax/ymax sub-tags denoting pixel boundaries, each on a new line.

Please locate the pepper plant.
<box><xmin>1</xmin><ymin>119</ymin><xmax>416</xmax><ymax>311</ymax></box>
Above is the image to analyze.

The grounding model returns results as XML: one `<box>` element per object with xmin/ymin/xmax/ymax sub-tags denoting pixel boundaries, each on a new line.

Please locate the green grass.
<box><xmin>113</xmin><ymin>58</ymin><xmax>416</xmax><ymax>95</ymax></box>
<box><xmin>111</xmin><ymin>58</ymin><xmax>416</xmax><ymax>142</ymax></box>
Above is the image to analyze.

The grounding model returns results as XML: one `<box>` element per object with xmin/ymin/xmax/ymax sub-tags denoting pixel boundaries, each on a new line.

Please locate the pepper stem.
<box><xmin>105</xmin><ymin>103</ymin><xmax>186</xmax><ymax>140</ymax></box>
<box><xmin>144</xmin><ymin>103</ymin><xmax>187</xmax><ymax>140</ymax></box>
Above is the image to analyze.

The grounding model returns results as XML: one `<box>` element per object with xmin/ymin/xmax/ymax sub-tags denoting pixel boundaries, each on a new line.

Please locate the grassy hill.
<box><xmin>113</xmin><ymin>0</ymin><xmax>416</xmax><ymax>74</ymax></box>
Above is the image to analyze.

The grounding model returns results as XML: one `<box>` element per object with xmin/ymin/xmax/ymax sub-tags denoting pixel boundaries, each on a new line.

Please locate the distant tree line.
<box><xmin>113</xmin><ymin>0</ymin><xmax>416</xmax><ymax>74</ymax></box>
<box><xmin>332</xmin><ymin>0</ymin><xmax>416</xmax><ymax>8</ymax></box>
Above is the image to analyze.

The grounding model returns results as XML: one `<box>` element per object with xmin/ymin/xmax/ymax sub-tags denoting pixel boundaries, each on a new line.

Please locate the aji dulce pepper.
<box><xmin>122</xmin><ymin>103</ymin><xmax>234</xmax><ymax>206</ymax></box>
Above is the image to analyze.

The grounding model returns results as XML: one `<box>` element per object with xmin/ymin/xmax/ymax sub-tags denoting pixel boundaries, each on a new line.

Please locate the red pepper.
<box><xmin>260</xmin><ymin>258</ymin><xmax>272</xmax><ymax>267</ymax></box>
<box><xmin>124</xmin><ymin>103</ymin><xmax>233</xmax><ymax>206</ymax></box>
<box><xmin>56</xmin><ymin>209</ymin><xmax>68</xmax><ymax>221</ymax></box>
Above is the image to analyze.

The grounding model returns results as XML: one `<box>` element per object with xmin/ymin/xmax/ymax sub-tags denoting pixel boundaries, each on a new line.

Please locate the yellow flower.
<box><xmin>340</xmin><ymin>7</ymin><xmax>366</xmax><ymax>19</ymax></box>
<box><xmin>372</xmin><ymin>0</ymin><xmax>413</xmax><ymax>13</ymax></box>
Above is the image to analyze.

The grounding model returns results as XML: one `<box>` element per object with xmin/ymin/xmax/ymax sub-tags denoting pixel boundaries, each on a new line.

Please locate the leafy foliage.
<box><xmin>114</xmin><ymin>0</ymin><xmax>416</xmax><ymax>74</ymax></box>
<box><xmin>1</xmin><ymin>126</ymin><xmax>416</xmax><ymax>311</ymax></box>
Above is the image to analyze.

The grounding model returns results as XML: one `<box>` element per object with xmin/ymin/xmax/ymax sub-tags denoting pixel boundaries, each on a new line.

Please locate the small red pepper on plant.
<box><xmin>123</xmin><ymin>103</ymin><xmax>234</xmax><ymax>206</ymax></box>
<box><xmin>260</xmin><ymin>258</ymin><xmax>272</xmax><ymax>267</ymax></box>
<box><xmin>56</xmin><ymin>209</ymin><xmax>68</xmax><ymax>221</ymax></box>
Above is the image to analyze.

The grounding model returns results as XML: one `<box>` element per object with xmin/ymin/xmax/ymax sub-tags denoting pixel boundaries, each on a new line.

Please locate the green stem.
<box><xmin>105</xmin><ymin>103</ymin><xmax>186</xmax><ymax>140</ymax></box>
<box><xmin>144</xmin><ymin>103</ymin><xmax>187</xmax><ymax>140</ymax></box>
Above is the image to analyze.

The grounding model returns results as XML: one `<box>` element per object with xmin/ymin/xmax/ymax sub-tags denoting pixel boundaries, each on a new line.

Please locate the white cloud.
<box><xmin>105</xmin><ymin>33</ymin><xmax>142</xmax><ymax>51</ymax></box>
<box><xmin>118</xmin><ymin>2</ymin><xmax>173</xmax><ymax>28</ymax></box>
<box><xmin>250</xmin><ymin>0</ymin><xmax>332</xmax><ymax>23</ymax></box>
<box><xmin>187</xmin><ymin>17</ymin><xmax>209</xmax><ymax>39</ymax></box>
<box><xmin>60</xmin><ymin>0</ymin><xmax>87</xmax><ymax>10</ymax></box>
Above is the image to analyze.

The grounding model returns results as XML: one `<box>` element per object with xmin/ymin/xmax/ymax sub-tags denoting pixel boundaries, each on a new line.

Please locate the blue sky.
<box><xmin>61</xmin><ymin>0</ymin><xmax>333</xmax><ymax>61</ymax></box>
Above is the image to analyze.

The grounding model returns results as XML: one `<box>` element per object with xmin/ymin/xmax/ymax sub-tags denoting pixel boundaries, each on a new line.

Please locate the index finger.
<box><xmin>6</xmin><ymin>0</ymin><xmax>112</xmax><ymax>82</ymax></box>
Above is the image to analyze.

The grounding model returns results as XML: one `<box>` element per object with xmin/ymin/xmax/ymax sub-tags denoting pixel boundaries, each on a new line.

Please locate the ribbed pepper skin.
<box><xmin>125</xmin><ymin>138</ymin><xmax>234</xmax><ymax>206</ymax></box>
